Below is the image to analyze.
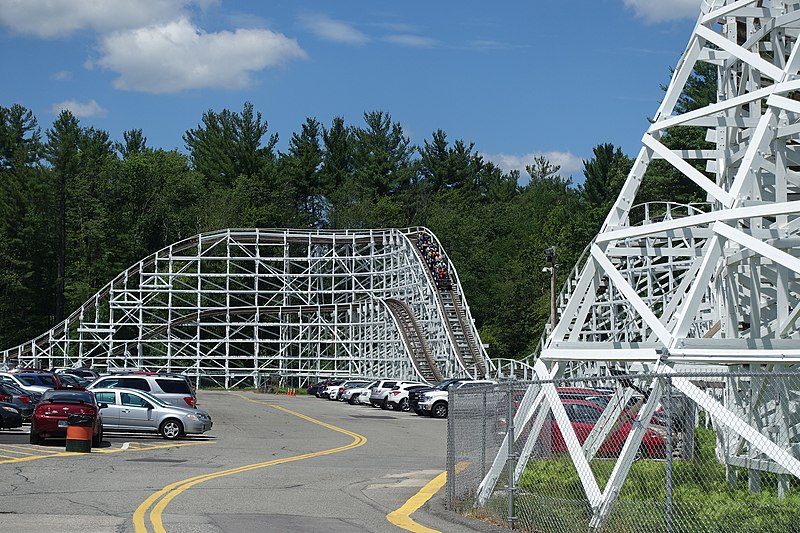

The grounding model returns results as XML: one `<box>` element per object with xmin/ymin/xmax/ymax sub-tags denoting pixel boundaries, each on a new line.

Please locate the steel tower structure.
<box><xmin>0</xmin><ymin>228</ymin><xmax>491</xmax><ymax>387</ymax></box>
<box><xmin>480</xmin><ymin>1</ymin><xmax>800</xmax><ymax>528</ymax></box>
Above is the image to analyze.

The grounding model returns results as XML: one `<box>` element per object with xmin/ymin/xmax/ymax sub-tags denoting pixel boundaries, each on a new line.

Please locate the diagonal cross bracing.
<box><xmin>486</xmin><ymin>1</ymin><xmax>800</xmax><ymax>529</ymax></box>
<box><xmin>0</xmin><ymin>228</ymin><xmax>491</xmax><ymax>386</ymax></box>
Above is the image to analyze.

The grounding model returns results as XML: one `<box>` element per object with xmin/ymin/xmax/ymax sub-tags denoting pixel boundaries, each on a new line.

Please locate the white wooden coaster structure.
<box><xmin>479</xmin><ymin>1</ymin><xmax>800</xmax><ymax>528</ymax></box>
<box><xmin>0</xmin><ymin>227</ymin><xmax>490</xmax><ymax>387</ymax></box>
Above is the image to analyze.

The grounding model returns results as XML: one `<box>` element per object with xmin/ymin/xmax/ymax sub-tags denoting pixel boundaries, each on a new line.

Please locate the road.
<box><xmin>0</xmin><ymin>391</ymin><xmax>505</xmax><ymax>533</ymax></box>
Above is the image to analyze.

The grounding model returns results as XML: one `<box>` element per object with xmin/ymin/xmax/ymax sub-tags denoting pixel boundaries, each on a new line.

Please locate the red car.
<box><xmin>550</xmin><ymin>398</ymin><xmax>666</xmax><ymax>458</ymax></box>
<box><xmin>29</xmin><ymin>389</ymin><xmax>103</xmax><ymax>446</ymax></box>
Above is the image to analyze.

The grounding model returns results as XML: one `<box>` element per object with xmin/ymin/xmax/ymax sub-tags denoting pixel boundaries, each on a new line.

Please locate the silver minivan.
<box><xmin>88</xmin><ymin>374</ymin><xmax>197</xmax><ymax>408</ymax></box>
<box><xmin>91</xmin><ymin>388</ymin><xmax>211</xmax><ymax>439</ymax></box>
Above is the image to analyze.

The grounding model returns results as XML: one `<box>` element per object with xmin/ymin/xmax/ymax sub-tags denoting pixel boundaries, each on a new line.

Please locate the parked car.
<box><xmin>418</xmin><ymin>380</ymin><xmax>496</xmax><ymax>418</ymax></box>
<box><xmin>91</xmin><ymin>388</ymin><xmax>212</xmax><ymax>440</ymax></box>
<box><xmin>550</xmin><ymin>398</ymin><xmax>667</xmax><ymax>458</ymax></box>
<box><xmin>319</xmin><ymin>379</ymin><xmax>346</xmax><ymax>399</ymax></box>
<box><xmin>29</xmin><ymin>389</ymin><xmax>103</xmax><ymax>446</ymax></box>
<box><xmin>409</xmin><ymin>378</ymin><xmax>474</xmax><ymax>415</ymax></box>
<box><xmin>0</xmin><ymin>382</ymin><xmax>35</xmax><ymax>420</ymax></box>
<box><xmin>0</xmin><ymin>401</ymin><xmax>23</xmax><ymax>429</ymax></box>
<box><xmin>321</xmin><ymin>380</ymin><xmax>345</xmax><ymax>400</ymax></box>
<box><xmin>87</xmin><ymin>374</ymin><xmax>197</xmax><ymax>408</ymax></box>
<box><xmin>337</xmin><ymin>380</ymin><xmax>374</xmax><ymax>403</ymax></box>
<box><xmin>369</xmin><ymin>380</ymin><xmax>426</xmax><ymax>409</ymax></box>
<box><xmin>0</xmin><ymin>371</ymin><xmax>59</xmax><ymax>395</ymax></box>
<box><xmin>53</xmin><ymin>373</ymin><xmax>87</xmax><ymax>389</ymax></box>
<box><xmin>328</xmin><ymin>380</ymin><xmax>370</xmax><ymax>401</ymax></box>
<box><xmin>386</xmin><ymin>383</ymin><xmax>430</xmax><ymax>412</ymax></box>
<box><xmin>53</xmin><ymin>367</ymin><xmax>99</xmax><ymax>381</ymax></box>
<box><xmin>357</xmin><ymin>387</ymin><xmax>373</xmax><ymax>405</ymax></box>
<box><xmin>306</xmin><ymin>379</ymin><xmax>333</xmax><ymax>397</ymax></box>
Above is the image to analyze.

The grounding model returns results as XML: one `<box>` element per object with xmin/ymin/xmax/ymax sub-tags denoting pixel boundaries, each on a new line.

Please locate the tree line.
<box><xmin>0</xmin><ymin>67</ymin><xmax>712</xmax><ymax>360</ymax></box>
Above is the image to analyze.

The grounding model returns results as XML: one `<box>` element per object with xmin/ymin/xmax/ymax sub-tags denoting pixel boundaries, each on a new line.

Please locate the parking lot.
<box><xmin>0</xmin><ymin>390</ymin><xmax>503</xmax><ymax>533</ymax></box>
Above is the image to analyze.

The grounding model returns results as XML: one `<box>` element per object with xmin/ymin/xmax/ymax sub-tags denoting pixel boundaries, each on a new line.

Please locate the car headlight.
<box><xmin>186</xmin><ymin>414</ymin><xmax>199</xmax><ymax>421</ymax></box>
<box><xmin>1</xmin><ymin>406</ymin><xmax>19</xmax><ymax>413</ymax></box>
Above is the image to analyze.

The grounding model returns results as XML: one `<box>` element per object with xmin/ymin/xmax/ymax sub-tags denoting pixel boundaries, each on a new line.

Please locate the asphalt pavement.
<box><xmin>0</xmin><ymin>390</ymin><xmax>506</xmax><ymax>533</ymax></box>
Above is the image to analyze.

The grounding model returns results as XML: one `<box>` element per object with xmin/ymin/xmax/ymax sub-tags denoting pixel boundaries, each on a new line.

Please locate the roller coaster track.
<box><xmin>384</xmin><ymin>298</ymin><xmax>442</xmax><ymax>383</ymax></box>
<box><xmin>437</xmin><ymin>287</ymin><xmax>487</xmax><ymax>377</ymax></box>
<box><xmin>408</xmin><ymin>229</ymin><xmax>490</xmax><ymax>378</ymax></box>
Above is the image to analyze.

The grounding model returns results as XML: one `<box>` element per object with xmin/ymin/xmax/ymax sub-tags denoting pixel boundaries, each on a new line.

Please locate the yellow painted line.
<box><xmin>0</xmin><ymin>451</ymin><xmax>80</xmax><ymax>464</ymax></box>
<box><xmin>387</xmin><ymin>461</ymin><xmax>471</xmax><ymax>533</ymax></box>
<box><xmin>6</xmin><ymin>444</ymin><xmax>64</xmax><ymax>454</ymax></box>
<box><xmin>133</xmin><ymin>395</ymin><xmax>367</xmax><ymax>533</ymax></box>
<box><xmin>387</xmin><ymin>472</ymin><xmax>447</xmax><ymax>533</ymax></box>
<box><xmin>94</xmin><ymin>441</ymin><xmax>211</xmax><ymax>454</ymax></box>
<box><xmin>0</xmin><ymin>448</ymin><xmax>38</xmax><ymax>456</ymax></box>
<box><xmin>0</xmin><ymin>441</ymin><xmax>210</xmax><ymax>462</ymax></box>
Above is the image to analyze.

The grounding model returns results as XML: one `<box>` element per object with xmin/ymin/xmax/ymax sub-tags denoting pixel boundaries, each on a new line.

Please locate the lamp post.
<box><xmin>544</xmin><ymin>247</ymin><xmax>557</xmax><ymax>332</ymax></box>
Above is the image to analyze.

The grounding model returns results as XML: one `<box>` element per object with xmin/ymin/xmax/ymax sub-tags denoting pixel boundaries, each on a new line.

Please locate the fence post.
<box><xmin>506</xmin><ymin>382</ymin><xmax>516</xmax><ymax>529</ymax></box>
<box><xmin>482</xmin><ymin>390</ymin><xmax>487</xmax><ymax>481</ymax></box>
<box><xmin>665</xmin><ymin>376</ymin><xmax>673</xmax><ymax>533</ymax></box>
<box><xmin>447</xmin><ymin>383</ymin><xmax>456</xmax><ymax>510</ymax></box>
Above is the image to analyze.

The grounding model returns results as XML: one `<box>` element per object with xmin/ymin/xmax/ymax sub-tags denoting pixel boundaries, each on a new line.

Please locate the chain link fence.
<box><xmin>446</xmin><ymin>369</ymin><xmax>800</xmax><ymax>532</ymax></box>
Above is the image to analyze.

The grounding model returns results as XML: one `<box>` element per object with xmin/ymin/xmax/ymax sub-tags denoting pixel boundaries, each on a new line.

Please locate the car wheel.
<box><xmin>92</xmin><ymin>426</ymin><xmax>103</xmax><ymax>447</ymax></box>
<box><xmin>160</xmin><ymin>418</ymin><xmax>184</xmax><ymax>440</ymax></box>
<box><xmin>399</xmin><ymin>398</ymin><xmax>410</xmax><ymax>412</ymax></box>
<box><xmin>348</xmin><ymin>395</ymin><xmax>358</xmax><ymax>405</ymax></box>
<box><xmin>29</xmin><ymin>431</ymin><xmax>41</xmax><ymax>445</ymax></box>
<box><xmin>381</xmin><ymin>398</ymin><xmax>390</xmax><ymax>410</ymax></box>
<box><xmin>432</xmin><ymin>402</ymin><xmax>448</xmax><ymax>419</ymax></box>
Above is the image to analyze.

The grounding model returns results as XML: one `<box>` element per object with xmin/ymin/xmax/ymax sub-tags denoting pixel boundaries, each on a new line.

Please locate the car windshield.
<box><xmin>20</xmin><ymin>374</ymin><xmax>57</xmax><ymax>387</ymax></box>
<box><xmin>2</xmin><ymin>383</ymin><xmax>25</xmax><ymax>395</ymax></box>
<box><xmin>42</xmin><ymin>390</ymin><xmax>94</xmax><ymax>403</ymax></box>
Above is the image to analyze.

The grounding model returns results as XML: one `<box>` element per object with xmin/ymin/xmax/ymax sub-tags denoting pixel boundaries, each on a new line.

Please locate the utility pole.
<box><xmin>544</xmin><ymin>247</ymin><xmax>557</xmax><ymax>332</ymax></box>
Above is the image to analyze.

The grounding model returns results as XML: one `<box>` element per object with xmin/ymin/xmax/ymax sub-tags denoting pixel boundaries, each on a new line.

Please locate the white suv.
<box><xmin>418</xmin><ymin>380</ymin><xmax>495</xmax><ymax>418</ymax></box>
<box><xmin>369</xmin><ymin>379</ymin><xmax>425</xmax><ymax>409</ymax></box>
<box><xmin>386</xmin><ymin>383</ymin><xmax>430</xmax><ymax>412</ymax></box>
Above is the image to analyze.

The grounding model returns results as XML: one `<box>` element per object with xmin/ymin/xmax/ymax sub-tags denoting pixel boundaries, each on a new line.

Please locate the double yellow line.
<box><xmin>133</xmin><ymin>401</ymin><xmax>367</xmax><ymax>533</ymax></box>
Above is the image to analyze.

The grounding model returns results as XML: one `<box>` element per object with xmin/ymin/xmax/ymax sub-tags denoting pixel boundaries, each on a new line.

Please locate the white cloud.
<box><xmin>51</xmin><ymin>70</ymin><xmax>72</xmax><ymax>81</ymax></box>
<box><xmin>623</xmin><ymin>0</ymin><xmax>703</xmax><ymax>23</ymax></box>
<box><xmin>0</xmin><ymin>0</ymin><xmax>192</xmax><ymax>38</ymax></box>
<box><xmin>484</xmin><ymin>151</ymin><xmax>584</xmax><ymax>179</ymax></box>
<box><xmin>300</xmin><ymin>13</ymin><xmax>368</xmax><ymax>44</ymax></box>
<box><xmin>91</xmin><ymin>18</ymin><xmax>307</xmax><ymax>94</ymax></box>
<box><xmin>384</xmin><ymin>34</ymin><xmax>436</xmax><ymax>48</ymax></box>
<box><xmin>51</xmin><ymin>99</ymin><xmax>107</xmax><ymax>118</ymax></box>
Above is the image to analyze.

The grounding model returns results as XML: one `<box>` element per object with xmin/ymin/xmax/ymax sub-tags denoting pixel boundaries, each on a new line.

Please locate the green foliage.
<box><xmin>513</xmin><ymin>427</ymin><xmax>800</xmax><ymax>532</ymax></box>
<box><xmin>183</xmin><ymin>101</ymin><xmax>276</xmax><ymax>187</ymax></box>
<box><xmin>278</xmin><ymin>117</ymin><xmax>324</xmax><ymax>226</ymax></box>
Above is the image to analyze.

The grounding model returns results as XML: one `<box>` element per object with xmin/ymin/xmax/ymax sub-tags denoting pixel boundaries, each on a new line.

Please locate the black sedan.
<box><xmin>0</xmin><ymin>382</ymin><xmax>36</xmax><ymax>421</ymax></box>
<box><xmin>0</xmin><ymin>401</ymin><xmax>23</xmax><ymax>429</ymax></box>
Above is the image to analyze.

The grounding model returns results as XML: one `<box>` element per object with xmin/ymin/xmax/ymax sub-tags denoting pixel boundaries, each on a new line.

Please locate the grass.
<box><xmin>467</xmin><ymin>427</ymin><xmax>800</xmax><ymax>532</ymax></box>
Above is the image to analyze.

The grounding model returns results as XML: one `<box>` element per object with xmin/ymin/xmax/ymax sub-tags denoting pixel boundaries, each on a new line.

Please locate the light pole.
<box><xmin>544</xmin><ymin>247</ymin><xmax>557</xmax><ymax>332</ymax></box>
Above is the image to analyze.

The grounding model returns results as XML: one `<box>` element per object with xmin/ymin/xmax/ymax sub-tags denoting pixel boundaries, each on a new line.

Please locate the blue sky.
<box><xmin>0</xmin><ymin>0</ymin><xmax>702</xmax><ymax>183</ymax></box>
